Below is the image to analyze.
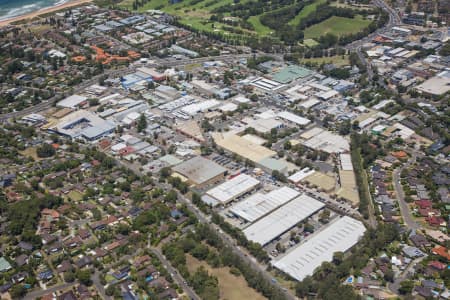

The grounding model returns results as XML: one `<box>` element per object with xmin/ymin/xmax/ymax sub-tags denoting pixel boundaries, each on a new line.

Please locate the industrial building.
<box><xmin>415</xmin><ymin>71</ymin><xmax>450</xmax><ymax>96</ymax></box>
<box><xmin>180</xmin><ymin>99</ymin><xmax>220</xmax><ymax>116</ymax></box>
<box><xmin>172</xmin><ymin>156</ymin><xmax>228</xmax><ymax>187</ymax></box>
<box><xmin>205</xmin><ymin>174</ymin><xmax>260</xmax><ymax>205</ymax></box>
<box><xmin>47</xmin><ymin>110</ymin><xmax>116</xmax><ymax>141</ymax></box>
<box><xmin>277</xmin><ymin>111</ymin><xmax>311</xmax><ymax>126</ymax></box>
<box><xmin>230</xmin><ymin>186</ymin><xmax>299</xmax><ymax>222</ymax></box>
<box><xmin>301</xmin><ymin>127</ymin><xmax>350</xmax><ymax>153</ymax></box>
<box><xmin>272</xmin><ymin>216</ymin><xmax>366</xmax><ymax>281</ymax></box>
<box><xmin>212</xmin><ymin>133</ymin><xmax>276</xmax><ymax>163</ymax></box>
<box><xmin>271</xmin><ymin>65</ymin><xmax>312</xmax><ymax>84</ymax></box>
<box><xmin>57</xmin><ymin>95</ymin><xmax>88</xmax><ymax>109</ymax></box>
<box><xmin>250</xmin><ymin>77</ymin><xmax>284</xmax><ymax>91</ymax></box>
<box><xmin>243</xmin><ymin>194</ymin><xmax>325</xmax><ymax>246</ymax></box>
<box><xmin>288</xmin><ymin>168</ymin><xmax>316</xmax><ymax>184</ymax></box>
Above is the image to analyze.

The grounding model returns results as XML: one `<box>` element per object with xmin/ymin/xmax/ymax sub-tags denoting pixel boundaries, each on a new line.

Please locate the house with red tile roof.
<box><xmin>415</xmin><ymin>199</ymin><xmax>433</xmax><ymax>209</ymax></box>
<box><xmin>426</xmin><ymin>216</ymin><xmax>446</xmax><ymax>227</ymax></box>
<box><xmin>431</xmin><ymin>246</ymin><xmax>450</xmax><ymax>261</ymax></box>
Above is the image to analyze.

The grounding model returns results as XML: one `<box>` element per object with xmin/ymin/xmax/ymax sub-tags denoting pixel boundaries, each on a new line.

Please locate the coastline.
<box><xmin>0</xmin><ymin>0</ymin><xmax>93</xmax><ymax>28</ymax></box>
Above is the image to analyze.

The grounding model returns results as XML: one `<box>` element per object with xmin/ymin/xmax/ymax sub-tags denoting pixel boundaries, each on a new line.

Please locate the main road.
<box><xmin>345</xmin><ymin>0</ymin><xmax>401</xmax><ymax>81</ymax></box>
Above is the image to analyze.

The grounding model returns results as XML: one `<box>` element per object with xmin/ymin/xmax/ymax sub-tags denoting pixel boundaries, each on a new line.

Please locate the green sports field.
<box><xmin>304</xmin><ymin>15</ymin><xmax>371</xmax><ymax>39</ymax></box>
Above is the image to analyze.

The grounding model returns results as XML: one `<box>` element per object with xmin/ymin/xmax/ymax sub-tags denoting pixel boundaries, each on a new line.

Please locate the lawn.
<box><xmin>67</xmin><ymin>190</ymin><xmax>83</xmax><ymax>202</ymax></box>
<box><xmin>288</xmin><ymin>0</ymin><xmax>327</xmax><ymax>26</ymax></box>
<box><xmin>304</xmin><ymin>15</ymin><xmax>371</xmax><ymax>39</ymax></box>
<box><xmin>105</xmin><ymin>274</ymin><xmax>115</xmax><ymax>283</ymax></box>
<box><xmin>186</xmin><ymin>254</ymin><xmax>267</xmax><ymax>300</ymax></box>
<box><xmin>248</xmin><ymin>15</ymin><xmax>273</xmax><ymax>36</ymax></box>
<box><xmin>303</xmin><ymin>38</ymin><xmax>319</xmax><ymax>47</ymax></box>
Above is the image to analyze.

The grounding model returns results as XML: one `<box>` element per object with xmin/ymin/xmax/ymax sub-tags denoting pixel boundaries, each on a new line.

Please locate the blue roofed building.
<box><xmin>121</xmin><ymin>72</ymin><xmax>153</xmax><ymax>90</ymax></box>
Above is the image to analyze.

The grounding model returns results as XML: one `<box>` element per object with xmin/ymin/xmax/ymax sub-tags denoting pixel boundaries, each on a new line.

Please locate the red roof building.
<box><xmin>428</xmin><ymin>261</ymin><xmax>447</xmax><ymax>271</ymax></box>
<box><xmin>432</xmin><ymin>246</ymin><xmax>450</xmax><ymax>261</ymax></box>
<box><xmin>426</xmin><ymin>216</ymin><xmax>446</xmax><ymax>227</ymax></box>
<box><xmin>415</xmin><ymin>199</ymin><xmax>433</xmax><ymax>209</ymax></box>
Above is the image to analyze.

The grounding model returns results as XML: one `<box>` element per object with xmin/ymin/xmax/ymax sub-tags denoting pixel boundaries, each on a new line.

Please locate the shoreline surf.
<box><xmin>0</xmin><ymin>0</ymin><xmax>92</xmax><ymax>27</ymax></box>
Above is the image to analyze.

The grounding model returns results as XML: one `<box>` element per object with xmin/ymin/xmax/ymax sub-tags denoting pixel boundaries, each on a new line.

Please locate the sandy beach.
<box><xmin>0</xmin><ymin>0</ymin><xmax>92</xmax><ymax>27</ymax></box>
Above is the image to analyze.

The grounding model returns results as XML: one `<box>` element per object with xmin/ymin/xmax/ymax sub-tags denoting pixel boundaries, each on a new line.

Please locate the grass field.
<box><xmin>288</xmin><ymin>0</ymin><xmax>327</xmax><ymax>26</ymax></box>
<box><xmin>120</xmin><ymin>0</ymin><xmax>255</xmax><ymax>36</ymax></box>
<box><xmin>186</xmin><ymin>254</ymin><xmax>267</xmax><ymax>300</ymax></box>
<box><xmin>118</xmin><ymin>0</ymin><xmax>372</xmax><ymax>43</ymax></box>
<box><xmin>67</xmin><ymin>190</ymin><xmax>83</xmax><ymax>202</ymax></box>
<box><xmin>20</xmin><ymin>147</ymin><xmax>41</xmax><ymax>161</ymax></box>
<box><xmin>303</xmin><ymin>38</ymin><xmax>320</xmax><ymax>47</ymax></box>
<box><xmin>304</xmin><ymin>15</ymin><xmax>371</xmax><ymax>39</ymax></box>
<box><xmin>300</xmin><ymin>55</ymin><xmax>350</xmax><ymax>66</ymax></box>
<box><xmin>248</xmin><ymin>15</ymin><xmax>273</xmax><ymax>36</ymax></box>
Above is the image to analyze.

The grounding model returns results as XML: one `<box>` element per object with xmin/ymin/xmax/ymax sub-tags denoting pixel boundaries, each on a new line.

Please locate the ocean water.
<box><xmin>0</xmin><ymin>0</ymin><xmax>70</xmax><ymax>21</ymax></box>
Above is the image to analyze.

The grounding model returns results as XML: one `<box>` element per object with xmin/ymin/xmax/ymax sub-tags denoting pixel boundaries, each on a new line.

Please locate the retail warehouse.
<box><xmin>243</xmin><ymin>194</ymin><xmax>325</xmax><ymax>246</ymax></box>
<box><xmin>230</xmin><ymin>187</ymin><xmax>299</xmax><ymax>222</ymax></box>
<box><xmin>272</xmin><ymin>216</ymin><xmax>366</xmax><ymax>281</ymax></box>
<box><xmin>205</xmin><ymin>174</ymin><xmax>260</xmax><ymax>205</ymax></box>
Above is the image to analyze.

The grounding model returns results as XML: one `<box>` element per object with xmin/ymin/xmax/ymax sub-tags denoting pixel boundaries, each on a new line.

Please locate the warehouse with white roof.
<box><xmin>272</xmin><ymin>216</ymin><xmax>366</xmax><ymax>281</ymax></box>
<box><xmin>277</xmin><ymin>111</ymin><xmax>311</xmax><ymax>126</ymax></box>
<box><xmin>206</xmin><ymin>174</ymin><xmax>260</xmax><ymax>205</ymax></box>
<box><xmin>230</xmin><ymin>187</ymin><xmax>299</xmax><ymax>222</ymax></box>
<box><xmin>181</xmin><ymin>99</ymin><xmax>220</xmax><ymax>116</ymax></box>
<box><xmin>288</xmin><ymin>168</ymin><xmax>316</xmax><ymax>184</ymax></box>
<box><xmin>57</xmin><ymin>95</ymin><xmax>88</xmax><ymax>109</ymax></box>
<box><xmin>243</xmin><ymin>194</ymin><xmax>325</xmax><ymax>246</ymax></box>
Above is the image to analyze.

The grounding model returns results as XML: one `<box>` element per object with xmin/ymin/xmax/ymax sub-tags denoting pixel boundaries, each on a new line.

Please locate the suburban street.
<box><xmin>388</xmin><ymin>255</ymin><xmax>426</xmax><ymax>294</ymax></box>
<box><xmin>23</xmin><ymin>282</ymin><xmax>76</xmax><ymax>300</ymax></box>
<box><xmin>150</xmin><ymin>248</ymin><xmax>200</xmax><ymax>300</ymax></box>
<box><xmin>392</xmin><ymin>152</ymin><xmax>420</xmax><ymax>230</ymax></box>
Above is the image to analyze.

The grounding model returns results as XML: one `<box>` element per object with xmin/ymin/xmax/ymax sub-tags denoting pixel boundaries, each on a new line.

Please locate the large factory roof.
<box><xmin>272</xmin><ymin>216</ymin><xmax>366</xmax><ymax>281</ymax></box>
<box><xmin>243</xmin><ymin>194</ymin><xmax>324</xmax><ymax>246</ymax></box>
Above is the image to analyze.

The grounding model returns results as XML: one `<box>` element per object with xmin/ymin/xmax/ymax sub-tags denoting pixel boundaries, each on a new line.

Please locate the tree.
<box><xmin>440</xmin><ymin>42</ymin><xmax>450</xmax><ymax>56</ymax></box>
<box><xmin>303</xmin><ymin>222</ymin><xmax>314</xmax><ymax>233</ymax></box>
<box><xmin>338</xmin><ymin>119</ymin><xmax>351</xmax><ymax>135</ymax></box>
<box><xmin>319</xmin><ymin>209</ymin><xmax>331</xmax><ymax>224</ymax></box>
<box><xmin>284</xmin><ymin>140</ymin><xmax>292</xmax><ymax>150</ymax></box>
<box><xmin>64</xmin><ymin>271</ymin><xmax>75</xmax><ymax>283</ymax></box>
<box><xmin>332</xmin><ymin>252</ymin><xmax>344</xmax><ymax>265</ymax></box>
<box><xmin>272</xmin><ymin>170</ymin><xmax>287</xmax><ymax>183</ymax></box>
<box><xmin>399</xmin><ymin>280</ymin><xmax>414</xmax><ymax>295</ymax></box>
<box><xmin>76</xmin><ymin>270</ymin><xmax>92</xmax><ymax>286</ymax></box>
<box><xmin>384</xmin><ymin>269</ymin><xmax>394</xmax><ymax>282</ymax></box>
<box><xmin>36</xmin><ymin>143</ymin><xmax>56</xmax><ymax>158</ymax></box>
<box><xmin>105</xmin><ymin>285</ymin><xmax>117</xmax><ymax>296</ymax></box>
<box><xmin>10</xmin><ymin>285</ymin><xmax>27</xmax><ymax>299</ymax></box>
<box><xmin>137</xmin><ymin>114</ymin><xmax>147</xmax><ymax>132</ymax></box>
